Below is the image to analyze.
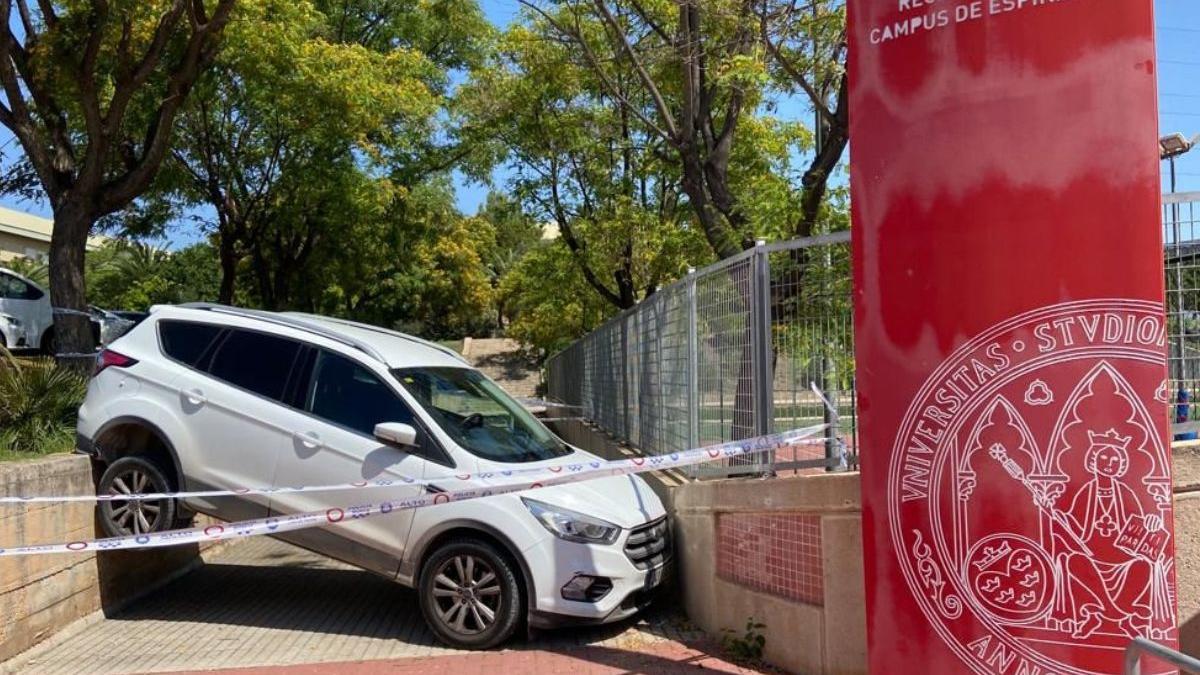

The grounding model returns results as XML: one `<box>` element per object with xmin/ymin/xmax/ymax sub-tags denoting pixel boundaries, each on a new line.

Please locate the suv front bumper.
<box><xmin>522</xmin><ymin>517</ymin><xmax>673</xmax><ymax>628</ymax></box>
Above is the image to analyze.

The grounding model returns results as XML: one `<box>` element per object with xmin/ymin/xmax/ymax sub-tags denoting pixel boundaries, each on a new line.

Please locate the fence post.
<box><xmin>686</xmin><ymin>271</ymin><xmax>700</xmax><ymax>476</ymax></box>
<box><xmin>752</xmin><ymin>242</ymin><xmax>775</xmax><ymax>473</ymax></box>
<box><xmin>620</xmin><ymin>314</ymin><xmax>630</xmax><ymax>441</ymax></box>
<box><xmin>823</xmin><ymin>242</ymin><xmax>845</xmax><ymax>471</ymax></box>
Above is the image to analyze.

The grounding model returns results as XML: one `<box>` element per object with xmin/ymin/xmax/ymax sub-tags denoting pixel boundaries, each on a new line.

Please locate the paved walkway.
<box><xmin>175</xmin><ymin>643</ymin><xmax>756</xmax><ymax>674</ymax></box>
<box><xmin>2</xmin><ymin>538</ymin><xmax>763</xmax><ymax>674</ymax></box>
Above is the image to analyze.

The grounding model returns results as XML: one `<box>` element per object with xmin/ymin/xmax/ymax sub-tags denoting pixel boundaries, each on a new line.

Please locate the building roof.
<box><xmin>0</xmin><ymin>205</ymin><xmax>55</xmax><ymax>243</ymax></box>
<box><xmin>0</xmin><ymin>205</ymin><xmax>108</xmax><ymax>250</ymax></box>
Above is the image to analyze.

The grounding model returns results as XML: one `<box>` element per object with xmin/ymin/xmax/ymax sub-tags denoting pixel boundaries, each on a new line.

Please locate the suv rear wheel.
<box><xmin>418</xmin><ymin>538</ymin><xmax>522</xmax><ymax>649</ymax></box>
<box><xmin>97</xmin><ymin>456</ymin><xmax>177</xmax><ymax>537</ymax></box>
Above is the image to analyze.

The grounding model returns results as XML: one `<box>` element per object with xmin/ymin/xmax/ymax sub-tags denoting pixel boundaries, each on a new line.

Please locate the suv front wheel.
<box><xmin>97</xmin><ymin>456</ymin><xmax>177</xmax><ymax>538</ymax></box>
<box><xmin>418</xmin><ymin>538</ymin><xmax>523</xmax><ymax>649</ymax></box>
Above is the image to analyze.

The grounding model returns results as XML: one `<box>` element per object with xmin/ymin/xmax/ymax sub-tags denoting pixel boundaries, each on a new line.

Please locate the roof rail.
<box><xmin>281</xmin><ymin>312</ymin><xmax>468</xmax><ymax>364</ymax></box>
<box><xmin>176</xmin><ymin>303</ymin><xmax>388</xmax><ymax>364</ymax></box>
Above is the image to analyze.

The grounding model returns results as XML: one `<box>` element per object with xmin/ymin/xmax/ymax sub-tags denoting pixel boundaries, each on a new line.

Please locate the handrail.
<box><xmin>1124</xmin><ymin>637</ymin><xmax>1200</xmax><ymax>675</ymax></box>
<box><xmin>1164</xmin><ymin>190</ymin><xmax>1200</xmax><ymax>205</ymax></box>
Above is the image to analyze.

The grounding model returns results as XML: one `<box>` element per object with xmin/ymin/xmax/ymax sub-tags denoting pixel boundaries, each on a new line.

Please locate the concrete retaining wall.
<box><xmin>673</xmin><ymin>472</ymin><xmax>865</xmax><ymax>675</ymax></box>
<box><xmin>0</xmin><ymin>454</ymin><xmax>221</xmax><ymax>662</ymax></box>
<box><xmin>551</xmin><ymin>419</ymin><xmax>864</xmax><ymax>674</ymax></box>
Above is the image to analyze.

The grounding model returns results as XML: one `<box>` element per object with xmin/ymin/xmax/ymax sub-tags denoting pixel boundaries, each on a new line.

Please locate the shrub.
<box><xmin>0</xmin><ymin>356</ymin><xmax>88</xmax><ymax>458</ymax></box>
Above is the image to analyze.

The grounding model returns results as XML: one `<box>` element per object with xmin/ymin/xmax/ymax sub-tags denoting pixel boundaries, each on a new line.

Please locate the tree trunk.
<box><xmin>217</xmin><ymin>224</ymin><xmax>239</xmax><ymax>305</ymax></box>
<box><xmin>47</xmin><ymin>205</ymin><xmax>96</xmax><ymax>360</ymax></box>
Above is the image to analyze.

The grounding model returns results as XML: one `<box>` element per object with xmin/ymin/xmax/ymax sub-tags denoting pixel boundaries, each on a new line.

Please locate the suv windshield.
<box><xmin>392</xmin><ymin>367</ymin><xmax>571</xmax><ymax>463</ymax></box>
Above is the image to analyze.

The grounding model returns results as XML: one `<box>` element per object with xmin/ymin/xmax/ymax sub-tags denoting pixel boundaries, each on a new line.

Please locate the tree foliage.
<box><xmin>0</xmin><ymin>0</ymin><xmax>851</xmax><ymax>358</ymax></box>
<box><xmin>0</xmin><ymin>0</ymin><xmax>237</xmax><ymax>352</ymax></box>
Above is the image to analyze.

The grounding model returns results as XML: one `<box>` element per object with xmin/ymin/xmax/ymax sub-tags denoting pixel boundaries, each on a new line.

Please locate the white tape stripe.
<box><xmin>1</xmin><ymin>432</ymin><xmax>832</xmax><ymax>504</ymax></box>
<box><xmin>0</xmin><ymin>425</ymin><xmax>826</xmax><ymax>556</ymax></box>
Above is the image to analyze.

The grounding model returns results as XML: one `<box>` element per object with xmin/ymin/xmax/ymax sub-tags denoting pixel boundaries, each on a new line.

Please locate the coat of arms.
<box><xmin>890</xmin><ymin>299</ymin><xmax>1177</xmax><ymax>674</ymax></box>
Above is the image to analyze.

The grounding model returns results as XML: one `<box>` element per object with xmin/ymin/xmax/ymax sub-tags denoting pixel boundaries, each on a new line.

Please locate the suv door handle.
<box><xmin>181</xmin><ymin>388</ymin><xmax>207</xmax><ymax>406</ymax></box>
<box><xmin>294</xmin><ymin>431</ymin><xmax>323</xmax><ymax>450</ymax></box>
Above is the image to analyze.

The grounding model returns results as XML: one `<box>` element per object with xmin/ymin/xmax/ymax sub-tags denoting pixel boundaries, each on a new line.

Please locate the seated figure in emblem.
<box><xmin>1057</xmin><ymin>429</ymin><xmax>1162</xmax><ymax>639</ymax></box>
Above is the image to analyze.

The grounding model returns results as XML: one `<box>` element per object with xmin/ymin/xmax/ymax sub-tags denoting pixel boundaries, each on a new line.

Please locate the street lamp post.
<box><xmin>1161</xmin><ymin>133</ymin><xmax>1199</xmax><ymax>390</ymax></box>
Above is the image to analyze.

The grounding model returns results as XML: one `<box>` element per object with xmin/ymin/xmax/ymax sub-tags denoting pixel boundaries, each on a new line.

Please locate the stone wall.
<box><xmin>0</xmin><ymin>454</ymin><xmax>222</xmax><ymax>662</ymax></box>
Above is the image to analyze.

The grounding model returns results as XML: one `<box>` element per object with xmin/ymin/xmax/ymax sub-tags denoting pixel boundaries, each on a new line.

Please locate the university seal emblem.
<box><xmin>889</xmin><ymin>299</ymin><xmax>1177</xmax><ymax>674</ymax></box>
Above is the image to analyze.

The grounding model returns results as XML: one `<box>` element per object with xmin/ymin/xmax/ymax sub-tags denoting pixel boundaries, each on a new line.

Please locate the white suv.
<box><xmin>76</xmin><ymin>304</ymin><xmax>670</xmax><ymax>649</ymax></box>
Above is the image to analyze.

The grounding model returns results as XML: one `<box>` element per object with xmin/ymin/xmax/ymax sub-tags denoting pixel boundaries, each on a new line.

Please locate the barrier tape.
<box><xmin>0</xmin><ymin>433</ymin><xmax>832</xmax><ymax>505</ymax></box>
<box><xmin>0</xmin><ymin>424</ymin><xmax>826</xmax><ymax>556</ymax></box>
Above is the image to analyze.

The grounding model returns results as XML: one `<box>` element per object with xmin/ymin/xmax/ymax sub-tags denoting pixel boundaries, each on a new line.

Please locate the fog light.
<box><xmin>561</xmin><ymin>574</ymin><xmax>613</xmax><ymax>602</ymax></box>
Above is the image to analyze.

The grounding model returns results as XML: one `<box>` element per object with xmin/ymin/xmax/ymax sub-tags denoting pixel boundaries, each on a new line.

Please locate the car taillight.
<box><xmin>94</xmin><ymin>349</ymin><xmax>138</xmax><ymax>376</ymax></box>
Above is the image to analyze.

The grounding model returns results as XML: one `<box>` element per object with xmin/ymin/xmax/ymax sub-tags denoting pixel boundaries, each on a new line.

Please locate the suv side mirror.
<box><xmin>375</xmin><ymin>422</ymin><xmax>418</xmax><ymax>448</ymax></box>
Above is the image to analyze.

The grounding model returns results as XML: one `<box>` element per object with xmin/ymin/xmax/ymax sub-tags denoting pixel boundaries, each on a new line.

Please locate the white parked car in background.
<box><xmin>75</xmin><ymin>304</ymin><xmax>671</xmax><ymax>649</ymax></box>
<box><xmin>0</xmin><ymin>266</ymin><xmax>53</xmax><ymax>351</ymax></box>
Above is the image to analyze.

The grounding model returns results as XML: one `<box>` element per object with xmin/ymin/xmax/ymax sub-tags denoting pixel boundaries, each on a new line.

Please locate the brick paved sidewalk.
<box><xmin>2</xmin><ymin>538</ymin><xmax>760</xmax><ymax>675</ymax></box>
<box><xmin>178</xmin><ymin>642</ymin><xmax>763</xmax><ymax>674</ymax></box>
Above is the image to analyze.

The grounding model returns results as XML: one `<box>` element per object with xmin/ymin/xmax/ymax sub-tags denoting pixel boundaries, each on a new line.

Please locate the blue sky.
<box><xmin>3</xmin><ymin>0</ymin><xmax>1199</xmax><ymax>231</ymax></box>
<box><xmin>1157</xmin><ymin>0</ymin><xmax>1200</xmax><ymax>195</ymax></box>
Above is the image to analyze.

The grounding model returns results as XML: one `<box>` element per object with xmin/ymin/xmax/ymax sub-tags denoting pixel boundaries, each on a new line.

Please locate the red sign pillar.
<box><xmin>848</xmin><ymin>1</ymin><xmax>1176</xmax><ymax>672</ymax></box>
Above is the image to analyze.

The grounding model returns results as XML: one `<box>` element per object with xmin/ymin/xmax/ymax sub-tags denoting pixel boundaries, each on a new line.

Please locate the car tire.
<box><xmin>97</xmin><ymin>456</ymin><xmax>178</xmax><ymax>538</ymax></box>
<box><xmin>418</xmin><ymin>538</ymin><xmax>523</xmax><ymax>649</ymax></box>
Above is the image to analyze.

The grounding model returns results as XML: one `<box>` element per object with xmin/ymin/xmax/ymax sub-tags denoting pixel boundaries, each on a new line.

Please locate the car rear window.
<box><xmin>159</xmin><ymin>320</ymin><xmax>223</xmax><ymax>367</ymax></box>
<box><xmin>206</xmin><ymin>329</ymin><xmax>302</xmax><ymax>401</ymax></box>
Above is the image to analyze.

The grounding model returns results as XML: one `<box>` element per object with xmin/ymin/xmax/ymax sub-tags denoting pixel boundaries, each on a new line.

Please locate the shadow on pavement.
<box><xmin>108</xmin><ymin>560</ymin><xmax>436</xmax><ymax>641</ymax></box>
<box><xmin>107</xmin><ymin>554</ymin><xmax>667</xmax><ymax>649</ymax></box>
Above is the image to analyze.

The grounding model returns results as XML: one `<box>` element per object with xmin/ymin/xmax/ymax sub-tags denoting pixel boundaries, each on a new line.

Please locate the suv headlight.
<box><xmin>3</xmin><ymin>316</ymin><xmax>20</xmax><ymax>327</ymax></box>
<box><xmin>522</xmin><ymin>498</ymin><xmax>621</xmax><ymax>545</ymax></box>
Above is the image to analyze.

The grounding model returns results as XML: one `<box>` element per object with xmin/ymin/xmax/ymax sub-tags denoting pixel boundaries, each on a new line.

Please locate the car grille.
<box><xmin>624</xmin><ymin>517</ymin><xmax>670</xmax><ymax>570</ymax></box>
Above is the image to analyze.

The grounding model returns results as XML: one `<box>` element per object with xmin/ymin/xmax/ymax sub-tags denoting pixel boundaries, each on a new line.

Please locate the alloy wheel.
<box><xmin>105</xmin><ymin>468</ymin><xmax>166</xmax><ymax>535</ymax></box>
<box><xmin>430</xmin><ymin>554</ymin><xmax>503</xmax><ymax>635</ymax></box>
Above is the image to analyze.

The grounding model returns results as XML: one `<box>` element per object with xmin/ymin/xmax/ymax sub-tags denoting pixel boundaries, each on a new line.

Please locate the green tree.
<box><xmin>0</xmin><ymin>0</ymin><xmax>236</xmax><ymax>353</ymax></box>
<box><xmin>82</xmin><ymin>239</ymin><xmax>221</xmax><ymax>310</ymax></box>
<box><xmin>3</xmin><ymin>254</ymin><xmax>47</xmax><ymax>286</ymax></box>
<box><xmin>301</xmin><ymin>180</ymin><xmax>496</xmax><ymax>339</ymax></box>
<box><xmin>164</xmin><ymin>0</ymin><xmax>466</xmax><ymax>305</ymax></box>
<box><xmin>461</xmin><ymin>12</ymin><xmax>712</xmax><ymax>312</ymax></box>
<box><xmin>513</xmin><ymin>0</ymin><xmax>848</xmax><ymax>260</ymax></box>
<box><xmin>758</xmin><ymin>0</ymin><xmax>848</xmax><ymax>238</ymax></box>
<box><xmin>500</xmin><ymin>240</ymin><xmax>616</xmax><ymax>354</ymax></box>
<box><xmin>472</xmin><ymin>192</ymin><xmax>545</xmax><ymax>329</ymax></box>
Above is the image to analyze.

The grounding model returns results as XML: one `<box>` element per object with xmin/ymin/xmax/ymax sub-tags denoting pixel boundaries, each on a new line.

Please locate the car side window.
<box><xmin>205</xmin><ymin>328</ymin><xmax>302</xmax><ymax>402</ymax></box>
<box><xmin>159</xmin><ymin>320</ymin><xmax>224</xmax><ymax>367</ymax></box>
<box><xmin>0</xmin><ymin>273</ymin><xmax>41</xmax><ymax>300</ymax></box>
<box><xmin>306</xmin><ymin>350</ymin><xmax>416</xmax><ymax>436</ymax></box>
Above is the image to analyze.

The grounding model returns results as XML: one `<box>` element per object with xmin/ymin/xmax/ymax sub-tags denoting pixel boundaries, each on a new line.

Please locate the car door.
<box><xmin>172</xmin><ymin>326</ymin><xmax>305</xmax><ymax>522</ymax></box>
<box><xmin>0</xmin><ymin>271</ymin><xmax>50</xmax><ymax>348</ymax></box>
<box><xmin>267</xmin><ymin>347</ymin><xmax>445</xmax><ymax>578</ymax></box>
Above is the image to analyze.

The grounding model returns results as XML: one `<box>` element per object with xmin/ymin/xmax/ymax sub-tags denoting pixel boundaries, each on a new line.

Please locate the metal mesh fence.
<box><xmin>545</xmin><ymin>232</ymin><xmax>854</xmax><ymax>479</ymax></box>
<box><xmin>551</xmin><ymin>194</ymin><xmax>1198</xmax><ymax>476</ymax></box>
<box><xmin>1166</xmin><ymin>192</ymin><xmax>1200</xmax><ymax>435</ymax></box>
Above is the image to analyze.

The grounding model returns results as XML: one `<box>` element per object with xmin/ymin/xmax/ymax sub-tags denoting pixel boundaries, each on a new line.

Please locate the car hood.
<box><xmin>478</xmin><ymin>449</ymin><xmax>666</xmax><ymax>529</ymax></box>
